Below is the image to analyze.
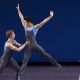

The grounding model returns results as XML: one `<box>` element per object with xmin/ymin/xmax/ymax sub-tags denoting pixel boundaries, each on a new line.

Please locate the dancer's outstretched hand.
<box><xmin>16</xmin><ymin>3</ymin><xmax>20</xmax><ymax>10</ymax></box>
<box><xmin>50</xmin><ymin>11</ymin><xmax>54</xmax><ymax>17</ymax></box>
<box><xmin>25</xmin><ymin>41</ymin><xmax>30</xmax><ymax>45</ymax></box>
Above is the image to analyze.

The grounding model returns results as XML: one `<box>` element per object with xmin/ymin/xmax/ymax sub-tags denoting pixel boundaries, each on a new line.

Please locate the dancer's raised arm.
<box><xmin>16</xmin><ymin>3</ymin><xmax>27</xmax><ymax>28</ymax></box>
<box><xmin>35</xmin><ymin>11</ymin><xmax>54</xmax><ymax>29</ymax></box>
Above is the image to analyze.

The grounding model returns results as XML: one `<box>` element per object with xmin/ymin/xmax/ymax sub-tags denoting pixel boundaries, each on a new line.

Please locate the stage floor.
<box><xmin>0</xmin><ymin>66</ymin><xmax>80</xmax><ymax>80</ymax></box>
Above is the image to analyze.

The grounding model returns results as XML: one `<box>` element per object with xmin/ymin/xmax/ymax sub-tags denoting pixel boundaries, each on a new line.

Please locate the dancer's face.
<box><xmin>24</xmin><ymin>20</ymin><xmax>32</xmax><ymax>28</ymax></box>
<box><xmin>11</xmin><ymin>32</ymin><xmax>15</xmax><ymax>39</ymax></box>
<box><xmin>27</xmin><ymin>22</ymin><xmax>32</xmax><ymax>28</ymax></box>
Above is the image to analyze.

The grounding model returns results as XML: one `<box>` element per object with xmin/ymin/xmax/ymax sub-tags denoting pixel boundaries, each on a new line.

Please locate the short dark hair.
<box><xmin>24</xmin><ymin>16</ymin><xmax>33</xmax><ymax>23</ymax></box>
<box><xmin>6</xmin><ymin>30</ymin><xmax>14</xmax><ymax>38</ymax></box>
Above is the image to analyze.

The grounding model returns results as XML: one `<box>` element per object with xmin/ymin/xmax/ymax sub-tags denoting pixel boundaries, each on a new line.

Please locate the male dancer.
<box><xmin>0</xmin><ymin>30</ymin><xmax>30</xmax><ymax>80</ymax></box>
<box><xmin>16</xmin><ymin>3</ymin><xmax>62</xmax><ymax>79</ymax></box>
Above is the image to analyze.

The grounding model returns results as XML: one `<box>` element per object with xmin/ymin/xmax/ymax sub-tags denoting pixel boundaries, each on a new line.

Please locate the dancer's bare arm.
<box><xmin>7</xmin><ymin>41</ymin><xmax>30</xmax><ymax>52</ymax></box>
<box><xmin>16</xmin><ymin>3</ymin><xmax>27</xmax><ymax>28</ymax></box>
<box><xmin>13</xmin><ymin>40</ymin><xmax>22</xmax><ymax>47</ymax></box>
<box><xmin>35</xmin><ymin>11</ymin><xmax>54</xmax><ymax>29</ymax></box>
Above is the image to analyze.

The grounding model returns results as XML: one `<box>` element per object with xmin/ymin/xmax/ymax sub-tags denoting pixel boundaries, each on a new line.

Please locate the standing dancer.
<box><xmin>16</xmin><ymin>3</ymin><xmax>62</xmax><ymax>80</ymax></box>
<box><xmin>0</xmin><ymin>30</ymin><xmax>30</xmax><ymax>80</ymax></box>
